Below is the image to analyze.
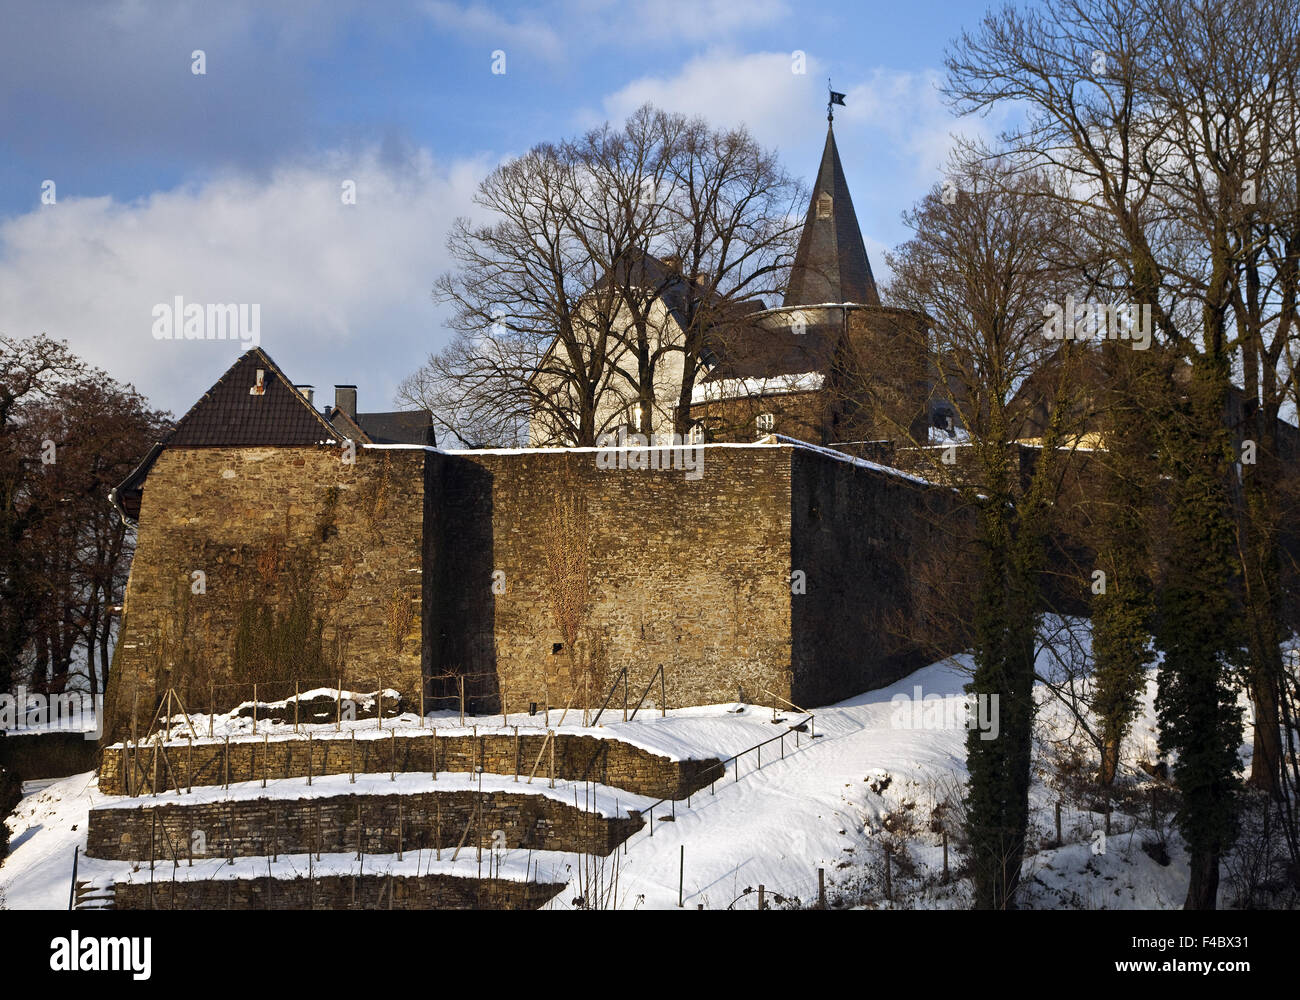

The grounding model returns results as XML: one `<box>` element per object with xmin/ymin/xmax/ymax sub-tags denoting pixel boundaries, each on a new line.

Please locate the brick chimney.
<box><xmin>295</xmin><ymin>384</ymin><xmax>315</xmax><ymax>407</ymax></box>
<box><xmin>334</xmin><ymin>385</ymin><xmax>357</xmax><ymax>420</ymax></box>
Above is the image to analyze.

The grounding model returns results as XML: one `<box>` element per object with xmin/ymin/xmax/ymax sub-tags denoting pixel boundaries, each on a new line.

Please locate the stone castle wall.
<box><xmin>426</xmin><ymin>446</ymin><xmax>797</xmax><ymax>713</ymax></box>
<box><xmin>88</xmin><ymin>788</ymin><xmax>642</xmax><ymax>861</ymax></box>
<box><xmin>789</xmin><ymin>447</ymin><xmax>975</xmax><ymax>705</ymax></box>
<box><xmin>113</xmin><ymin>872</ymin><xmax>564</xmax><ymax>910</ymax></box>
<box><xmin>97</xmin><ymin>730</ymin><xmax>722</xmax><ymax>799</ymax></box>
<box><xmin>104</xmin><ymin>446</ymin><xmax>429</xmax><ymax>743</ymax></box>
<box><xmin>106</xmin><ymin>440</ymin><xmax>970</xmax><ymax>738</ymax></box>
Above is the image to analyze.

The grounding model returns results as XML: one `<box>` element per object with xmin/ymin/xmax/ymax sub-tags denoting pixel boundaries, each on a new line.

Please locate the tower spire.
<box><xmin>784</xmin><ymin>99</ymin><xmax>878</xmax><ymax>308</ymax></box>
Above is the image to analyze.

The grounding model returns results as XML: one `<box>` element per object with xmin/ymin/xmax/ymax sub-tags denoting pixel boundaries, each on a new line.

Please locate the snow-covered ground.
<box><xmin>0</xmin><ymin>626</ymin><xmax>1260</xmax><ymax>910</ymax></box>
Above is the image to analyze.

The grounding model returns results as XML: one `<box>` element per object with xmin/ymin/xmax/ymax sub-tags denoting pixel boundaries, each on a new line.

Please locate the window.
<box><xmin>756</xmin><ymin>412</ymin><xmax>775</xmax><ymax>434</ymax></box>
<box><xmin>688</xmin><ymin>422</ymin><xmax>705</xmax><ymax>445</ymax></box>
<box><xmin>816</xmin><ymin>192</ymin><xmax>833</xmax><ymax>219</ymax></box>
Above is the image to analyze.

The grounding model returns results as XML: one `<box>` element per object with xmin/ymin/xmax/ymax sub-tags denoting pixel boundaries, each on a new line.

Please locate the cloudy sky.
<box><xmin>0</xmin><ymin>0</ymin><xmax>1004</xmax><ymax>416</ymax></box>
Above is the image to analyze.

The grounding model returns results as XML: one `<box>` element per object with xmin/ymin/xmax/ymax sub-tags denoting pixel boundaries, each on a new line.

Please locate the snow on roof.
<box><xmin>690</xmin><ymin>371</ymin><xmax>824</xmax><ymax>404</ymax></box>
<box><xmin>766</xmin><ymin>434</ymin><xmax>939</xmax><ymax>487</ymax></box>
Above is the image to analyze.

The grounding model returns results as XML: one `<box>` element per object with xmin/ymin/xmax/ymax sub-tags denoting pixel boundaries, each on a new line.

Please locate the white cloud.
<box><xmin>597</xmin><ymin>53</ymin><xmax>1009</xmax><ymax>268</ymax></box>
<box><xmin>0</xmin><ymin>147</ymin><xmax>487</xmax><ymax>416</ymax></box>
<box><xmin>422</xmin><ymin>1</ymin><xmax>566</xmax><ymax>63</ymax></box>
<box><xmin>423</xmin><ymin>0</ymin><xmax>789</xmax><ymax>61</ymax></box>
<box><xmin>599</xmin><ymin>49</ymin><xmax>826</xmax><ymax>154</ymax></box>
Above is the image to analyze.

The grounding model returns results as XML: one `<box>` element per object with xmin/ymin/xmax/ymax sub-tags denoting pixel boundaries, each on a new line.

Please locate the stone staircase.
<box><xmin>73</xmin><ymin>877</ymin><xmax>116</xmax><ymax>911</ymax></box>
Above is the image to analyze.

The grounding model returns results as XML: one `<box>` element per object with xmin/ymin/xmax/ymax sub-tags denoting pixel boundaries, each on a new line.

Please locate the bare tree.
<box><xmin>944</xmin><ymin>0</ymin><xmax>1300</xmax><ymax>909</ymax></box>
<box><xmin>401</xmin><ymin>105</ymin><xmax>803</xmax><ymax>446</ymax></box>
<box><xmin>885</xmin><ymin>159</ymin><xmax>1089</xmax><ymax>910</ymax></box>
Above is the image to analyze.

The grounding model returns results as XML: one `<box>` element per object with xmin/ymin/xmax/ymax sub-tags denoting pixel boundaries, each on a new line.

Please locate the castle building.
<box><xmin>529</xmin><ymin>120</ymin><xmax>942</xmax><ymax>455</ymax></box>
<box><xmin>101</xmin><ymin>116</ymin><xmax>977</xmax><ymax>745</ymax></box>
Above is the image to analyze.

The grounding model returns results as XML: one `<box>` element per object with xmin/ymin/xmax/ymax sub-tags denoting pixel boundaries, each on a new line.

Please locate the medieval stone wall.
<box><xmin>106</xmin><ymin>439</ymin><xmax>977</xmax><ymax>736</ymax></box>
<box><xmin>104</xmin><ymin>446</ymin><xmax>428</xmax><ymax>743</ymax></box>
<box><xmin>98</xmin><ymin>730</ymin><xmax>721</xmax><ymax>799</ymax></box>
<box><xmin>427</xmin><ymin>446</ymin><xmax>796</xmax><ymax>713</ymax></box>
<box><xmin>87</xmin><ymin>788</ymin><xmax>642</xmax><ymax>861</ymax></box>
<box><xmin>113</xmin><ymin>871</ymin><xmax>563</xmax><ymax>910</ymax></box>
<box><xmin>789</xmin><ymin>447</ymin><xmax>977</xmax><ymax>705</ymax></box>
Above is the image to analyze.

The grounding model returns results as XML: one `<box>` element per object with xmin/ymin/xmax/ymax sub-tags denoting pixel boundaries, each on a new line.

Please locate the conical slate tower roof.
<box><xmin>784</xmin><ymin>124</ymin><xmax>879</xmax><ymax>307</ymax></box>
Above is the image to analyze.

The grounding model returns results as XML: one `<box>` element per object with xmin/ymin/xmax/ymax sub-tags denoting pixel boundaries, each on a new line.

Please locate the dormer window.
<box><xmin>250</xmin><ymin>369</ymin><xmax>266</xmax><ymax>396</ymax></box>
<box><xmin>816</xmin><ymin>192</ymin><xmax>833</xmax><ymax>220</ymax></box>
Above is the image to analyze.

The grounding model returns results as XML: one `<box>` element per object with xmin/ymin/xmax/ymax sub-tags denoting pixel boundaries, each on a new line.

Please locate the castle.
<box><xmin>527</xmin><ymin>120</ymin><xmax>943</xmax><ymax>453</ymax></box>
<box><xmin>100</xmin><ymin>120</ymin><xmax>973</xmax><ymax>745</ymax></box>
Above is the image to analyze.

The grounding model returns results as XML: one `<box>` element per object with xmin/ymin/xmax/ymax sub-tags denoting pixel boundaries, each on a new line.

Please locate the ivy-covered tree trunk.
<box><xmin>966</xmin><ymin>501</ymin><xmax>1039</xmax><ymax>909</ymax></box>
<box><xmin>1092</xmin><ymin>343</ymin><xmax>1157</xmax><ymax>786</ymax></box>
<box><xmin>1155</xmin><ymin>345</ymin><xmax>1244</xmax><ymax>910</ymax></box>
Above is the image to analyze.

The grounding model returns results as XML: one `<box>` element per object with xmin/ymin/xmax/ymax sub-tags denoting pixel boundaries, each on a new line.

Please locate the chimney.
<box><xmin>295</xmin><ymin>384</ymin><xmax>315</xmax><ymax>408</ymax></box>
<box><xmin>334</xmin><ymin>385</ymin><xmax>357</xmax><ymax>420</ymax></box>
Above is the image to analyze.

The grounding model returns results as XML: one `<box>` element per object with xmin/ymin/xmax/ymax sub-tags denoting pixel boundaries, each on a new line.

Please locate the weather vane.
<box><xmin>827</xmin><ymin>80</ymin><xmax>846</xmax><ymax>123</ymax></box>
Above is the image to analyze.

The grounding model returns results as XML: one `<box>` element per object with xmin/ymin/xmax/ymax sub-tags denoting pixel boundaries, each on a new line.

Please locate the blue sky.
<box><xmin>0</xmin><ymin>0</ymin><xmax>1005</xmax><ymax>415</ymax></box>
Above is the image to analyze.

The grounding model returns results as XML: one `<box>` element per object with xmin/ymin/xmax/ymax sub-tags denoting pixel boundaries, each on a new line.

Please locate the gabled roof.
<box><xmin>109</xmin><ymin>348</ymin><xmax>343</xmax><ymax>523</ymax></box>
<box><xmin>784</xmin><ymin>124</ymin><xmax>880</xmax><ymax>308</ymax></box>
<box><xmin>166</xmin><ymin>347</ymin><xmax>341</xmax><ymax>447</ymax></box>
